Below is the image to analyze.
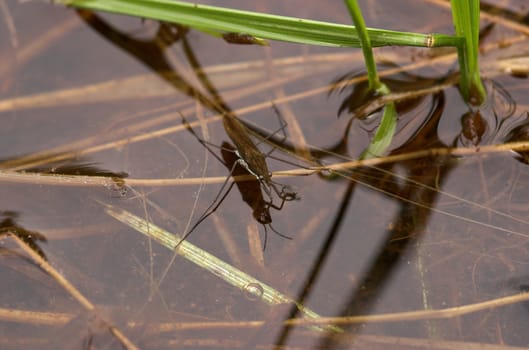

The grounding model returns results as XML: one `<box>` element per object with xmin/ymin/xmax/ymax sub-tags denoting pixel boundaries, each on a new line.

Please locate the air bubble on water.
<box><xmin>243</xmin><ymin>282</ymin><xmax>264</xmax><ymax>301</ymax></box>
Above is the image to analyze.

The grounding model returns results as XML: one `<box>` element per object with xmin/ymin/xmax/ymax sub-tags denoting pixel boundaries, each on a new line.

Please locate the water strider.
<box><xmin>220</xmin><ymin>141</ymin><xmax>292</xmax><ymax>249</ymax></box>
<box><xmin>221</xmin><ymin>112</ymin><xmax>298</xmax><ymax>202</ymax></box>
<box><xmin>179</xmin><ymin>113</ymin><xmax>297</xmax><ymax>248</ymax></box>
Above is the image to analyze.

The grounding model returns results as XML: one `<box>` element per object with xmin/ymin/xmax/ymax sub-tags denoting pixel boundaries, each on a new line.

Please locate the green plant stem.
<box><xmin>344</xmin><ymin>0</ymin><xmax>380</xmax><ymax>91</ymax></box>
<box><xmin>450</xmin><ymin>0</ymin><xmax>486</xmax><ymax>104</ymax></box>
<box><xmin>361</xmin><ymin>102</ymin><xmax>397</xmax><ymax>159</ymax></box>
<box><xmin>343</xmin><ymin>0</ymin><xmax>396</xmax><ymax>160</ymax></box>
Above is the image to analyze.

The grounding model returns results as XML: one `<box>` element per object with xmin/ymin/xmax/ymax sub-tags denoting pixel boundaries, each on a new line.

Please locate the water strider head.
<box><xmin>253</xmin><ymin>202</ymin><xmax>272</xmax><ymax>225</ymax></box>
<box><xmin>250</xmin><ymin>198</ymin><xmax>292</xmax><ymax>251</ymax></box>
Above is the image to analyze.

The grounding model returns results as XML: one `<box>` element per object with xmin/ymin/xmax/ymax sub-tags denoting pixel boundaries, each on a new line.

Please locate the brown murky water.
<box><xmin>2</xmin><ymin>0</ymin><xmax>529</xmax><ymax>349</ymax></box>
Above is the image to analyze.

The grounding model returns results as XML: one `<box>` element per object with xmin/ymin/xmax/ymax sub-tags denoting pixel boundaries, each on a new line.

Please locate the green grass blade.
<box><xmin>361</xmin><ymin>102</ymin><xmax>397</xmax><ymax>159</ymax></box>
<box><xmin>450</xmin><ymin>0</ymin><xmax>486</xmax><ymax>104</ymax></box>
<box><xmin>58</xmin><ymin>0</ymin><xmax>458</xmax><ymax>48</ymax></box>
<box><xmin>344</xmin><ymin>0</ymin><xmax>396</xmax><ymax>159</ymax></box>
<box><xmin>344</xmin><ymin>0</ymin><xmax>380</xmax><ymax>91</ymax></box>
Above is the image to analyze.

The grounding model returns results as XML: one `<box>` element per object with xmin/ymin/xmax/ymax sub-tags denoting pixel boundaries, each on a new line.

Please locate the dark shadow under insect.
<box><xmin>180</xmin><ymin>118</ymin><xmax>296</xmax><ymax>250</ymax></box>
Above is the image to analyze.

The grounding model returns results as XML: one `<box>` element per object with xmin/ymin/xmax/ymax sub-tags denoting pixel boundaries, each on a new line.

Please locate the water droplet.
<box><xmin>244</xmin><ymin>282</ymin><xmax>264</xmax><ymax>301</ymax></box>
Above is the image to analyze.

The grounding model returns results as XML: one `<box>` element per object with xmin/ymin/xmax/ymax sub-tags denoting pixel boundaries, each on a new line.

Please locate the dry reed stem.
<box><xmin>247</xmin><ymin>220</ymin><xmax>265</xmax><ymax>267</ymax></box>
<box><xmin>2</xmin><ymin>140</ymin><xmax>529</xmax><ymax>187</ymax></box>
<box><xmin>3</xmin><ymin>287</ymin><xmax>529</xmax><ymax>330</ymax></box>
<box><xmin>139</xmin><ymin>290</ymin><xmax>529</xmax><ymax>331</ymax></box>
<box><xmin>265</xmin><ymin>45</ymin><xmax>312</xmax><ymax>160</ymax></box>
<box><xmin>0</xmin><ymin>52</ymin><xmax>351</xmax><ymax>113</ymax></box>
<box><xmin>284</xmin><ymin>290</ymin><xmax>529</xmax><ymax>326</ymax></box>
<box><xmin>0</xmin><ymin>307</ymin><xmax>71</xmax><ymax>326</ymax></box>
<box><xmin>0</xmin><ymin>15</ymin><xmax>81</xmax><ymax>78</ymax></box>
<box><xmin>211</xmin><ymin>214</ymin><xmax>243</xmax><ymax>266</ymax></box>
<box><xmin>0</xmin><ymin>0</ymin><xmax>17</xmax><ymax>48</ymax></box>
<box><xmin>3</xmin><ymin>288</ymin><xmax>529</xmax><ymax>347</ymax></box>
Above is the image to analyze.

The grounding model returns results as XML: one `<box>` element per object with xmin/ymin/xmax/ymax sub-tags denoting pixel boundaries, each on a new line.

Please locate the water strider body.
<box><xmin>220</xmin><ymin>142</ymin><xmax>291</xmax><ymax>248</ymax></box>
<box><xmin>221</xmin><ymin>112</ymin><xmax>297</xmax><ymax>202</ymax></box>
<box><xmin>179</xmin><ymin>113</ymin><xmax>297</xmax><ymax>248</ymax></box>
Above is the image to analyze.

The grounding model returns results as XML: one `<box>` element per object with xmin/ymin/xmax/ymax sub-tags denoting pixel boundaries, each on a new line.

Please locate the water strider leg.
<box><xmin>177</xmin><ymin>117</ymin><xmax>246</xmax><ymax>245</ymax></box>
<box><xmin>232</xmin><ymin>149</ymin><xmax>297</xmax><ymax>206</ymax></box>
<box><xmin>181</xmin><ymin>115</ymin><xmax>233</xmax><ymax>166</ymax></box>
<box><xmin>221</xmin><ymin>142</ymin><xmax>294</xmax><ymax>250</ymax></box>
<box><xmin>181</xmin><ymin>117</ymin><xmax>272</xmax><ymax>245</ymax></box>
<box><xmin>252</xmin><ymin>104</ymin><xmax>288</xmax><ymax>152</ymax></box>
<box><xmin>254</xmin><ymin>104</ymin><xmax>298</xmax><ymax>203</ymax></box>
<box><xmin>262</xmin><ymin>180</ymin><xmax>297</xmax><ymax>203</ymax></box>
<box><xmin>176</xmin><ymin>178</ymin><xmax>236</xmax><ymax>248</ymax></box>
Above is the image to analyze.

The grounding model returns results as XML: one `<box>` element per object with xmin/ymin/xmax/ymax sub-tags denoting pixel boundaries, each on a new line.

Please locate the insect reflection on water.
<box><xmin>179</xmin><ymin>114</ymin><xmax>298</xmax><ymax>250</ymax></box>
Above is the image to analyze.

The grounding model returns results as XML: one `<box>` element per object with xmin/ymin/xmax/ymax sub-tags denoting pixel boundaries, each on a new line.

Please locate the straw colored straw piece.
<box><xmin>101</xmin><ymin>202</ymin><xmax>342</xmax><ymax>333</ymax></box>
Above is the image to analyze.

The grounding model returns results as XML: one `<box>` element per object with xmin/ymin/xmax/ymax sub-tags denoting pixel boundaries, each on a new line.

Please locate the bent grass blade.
<box><xmin>99</xmin><ymin>201</ymin><xmax>342</xmax><ymax>333</ymax></box>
